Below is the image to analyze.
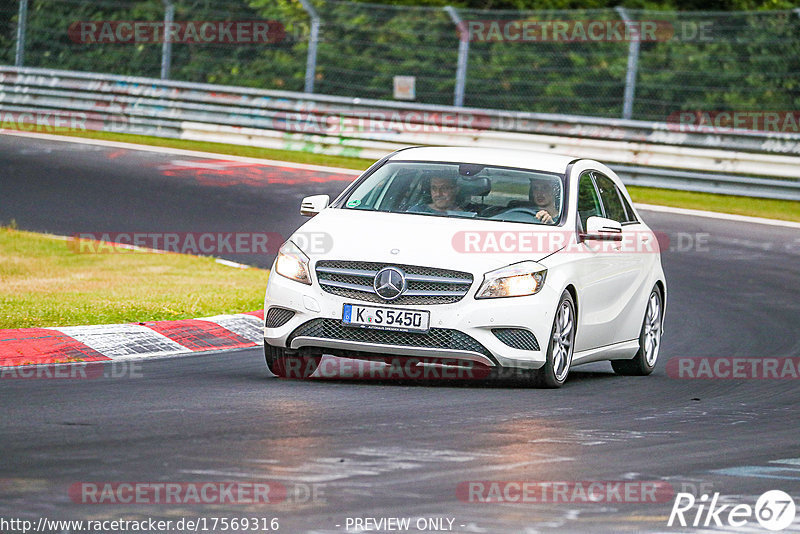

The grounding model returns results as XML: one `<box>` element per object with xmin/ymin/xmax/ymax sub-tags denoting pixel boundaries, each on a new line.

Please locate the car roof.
<box><xmin>386</xmin><ymin>146</ymin><xmax>578</xmax><ymax>174</ymax></box>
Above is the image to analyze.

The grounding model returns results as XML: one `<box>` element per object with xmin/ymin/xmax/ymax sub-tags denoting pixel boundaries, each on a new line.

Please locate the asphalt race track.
<box><xmin>0</xmin><ymin>134</ymin><xmax>354</xmax><ymax>268</ymax></box>
<box><xmin>2</xmin><ymin>134</ymin><xmax>800</xmax><ymax>533</ymax></box>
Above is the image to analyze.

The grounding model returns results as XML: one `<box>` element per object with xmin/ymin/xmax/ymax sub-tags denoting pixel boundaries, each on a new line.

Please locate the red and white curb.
<box><xmin>0</xmin><ymin>311</ymin><xmax>264</xmax><ymax>367</ymax></box>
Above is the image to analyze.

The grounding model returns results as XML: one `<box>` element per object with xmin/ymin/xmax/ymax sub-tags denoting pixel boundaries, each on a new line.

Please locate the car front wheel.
<box><xmin>612</xmin><ymin>287</ymin><xmax>662</xmax><ymax>376</ymax></box>
<box><xmin>264</xmin><ymin>344</ymin><xmax>321</xmax><ymax>379</ymax></box>
<box><xmin>532</xmin><ymin>290</ymin><xmax>576</xmax><ymax>388</ymax></box>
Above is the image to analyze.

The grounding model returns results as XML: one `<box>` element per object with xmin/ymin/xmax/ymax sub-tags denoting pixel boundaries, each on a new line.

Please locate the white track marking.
<box><xmin>197</xmin><ymin>314</ymin><xmax>264</xmax><ymax>343</ymax></box>
<box><xmin>635</xmin><ymin>203</ymin><xmax>800</xmax><ymax>229</ymax></box>
<box><xmin>50</xmin><ymin>324</ymin><xmax>187</xmax><ymax>358</ymax></box>
<box><xmin>0</xmin><ymin>130</ymin><xmax>363</xmax><ymax>175</ymax></box>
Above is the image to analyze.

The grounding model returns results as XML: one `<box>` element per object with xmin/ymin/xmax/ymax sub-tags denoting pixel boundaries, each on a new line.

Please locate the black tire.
<box><xmin>264</xmin><ymin>344</ymin><xmax>320</xmax><ymax>379</ymax></box>
<box><xmin>611</xmin><ymin>287</ymin><xmax>662</xmax><ymax>376</ymax></box>
<box><xmin>531</xmin><ymin>290</ymin><xmax>576</xmax><ymax>388</ymax></box>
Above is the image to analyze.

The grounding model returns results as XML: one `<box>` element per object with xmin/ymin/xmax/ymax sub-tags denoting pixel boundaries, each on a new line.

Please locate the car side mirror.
<box><xmin>300</xmin><ymin>195</ymin><xmax>330</xmax><ymax>217</ymax></box>
<box><xmin>580</xmin><ymin>216</ymin><xmax>623</xmax><ymax>242</ymax></box>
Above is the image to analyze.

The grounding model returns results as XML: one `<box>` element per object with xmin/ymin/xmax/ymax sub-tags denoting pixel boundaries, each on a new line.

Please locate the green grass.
<box><xmin>627</xmin><ymin>186</ymin><xmax>800</xmax><ymax>223</ymax></box>
<box><xmin>39</xmin><ymin>128</ymin><xmax>375</xmax><ymax>171</ymax></box>
<box><xmin>0</xmin><ymin>227</ymin><xmax>269</xmax><ymax>329</ymax></box>
<box><xmin>27</xmin><ymin>128</ymin><xmax>798</xmax><ymax>222</ymax></box>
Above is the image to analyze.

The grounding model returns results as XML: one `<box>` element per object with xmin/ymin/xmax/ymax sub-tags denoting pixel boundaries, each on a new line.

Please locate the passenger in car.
<box><xmin>505</xmin><ymin>180</ymin><xmax>559</xmax><ymax>223</ymax></box>
<box><xmin>530</xmin><ymin>181</ymin><xmax>558</xmax><ymax>224</ymax></box>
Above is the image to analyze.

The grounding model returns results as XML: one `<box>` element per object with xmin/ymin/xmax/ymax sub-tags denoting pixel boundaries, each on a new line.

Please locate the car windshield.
<box><xmin>340</xmin><ymin>161</ymin><xmax>565</xmax><ymax>225</ymax></box>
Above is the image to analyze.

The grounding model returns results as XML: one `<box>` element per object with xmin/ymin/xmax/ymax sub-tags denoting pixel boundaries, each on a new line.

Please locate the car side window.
<box><xmin>619</xmin><ymin>191</ymin><xmax>638</xmax><ymax>224</ymax></box>
<box><xmin>577</xmin><ymin>172</ymin><xmax>602</xmax><ymax>230</ymax></box>
<box><xmin>593</xmin><ymin>173</ymin><xmax>629</xmax><ymax>224</ymax></box>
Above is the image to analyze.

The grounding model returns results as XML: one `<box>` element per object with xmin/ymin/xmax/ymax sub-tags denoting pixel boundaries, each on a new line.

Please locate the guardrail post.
<box><xmin>15</xmin><ymin>0</ymin><xmax>29</xmax><ymax>67</ymax></box>
<box><xmin>298</xmin><ymin>0</ymin><xmax>320</xmax><ymax>94</ymax></box>
<box><xmin>616</xmin><ymin>6</ymin><xmax>640</xmax><ymax>120</ymax></box>
<box><xmin>161</xmin><ymin>0</ymin><xmax>174</xmax><ymax>79</ymax></box>
<box><xmin>444</xmin><ymin>6</ymin><xmax>469</xmax><ymax>108</ymax></box>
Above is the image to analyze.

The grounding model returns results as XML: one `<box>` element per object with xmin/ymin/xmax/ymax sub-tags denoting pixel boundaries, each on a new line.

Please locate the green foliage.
<box><xmin>8</xmin><ymin>0</ymin><xmax>800</xmax><ymax>120</ymax></box>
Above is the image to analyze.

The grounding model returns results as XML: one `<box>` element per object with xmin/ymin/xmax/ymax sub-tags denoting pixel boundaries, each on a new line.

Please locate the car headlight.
<box><xmin>275</xmin><ymin>240</ymin><xmax>311</xmax><ymax>285</ymax></box>
<box><xmin>476</xmin><ymin>261</ymin><xmax>547</xmax><ymax>299</ymax></box>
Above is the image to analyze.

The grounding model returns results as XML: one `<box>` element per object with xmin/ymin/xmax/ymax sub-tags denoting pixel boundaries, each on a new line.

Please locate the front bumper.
<box><xmin>263</xmin><ymin>270</ymin><xmax>560</xmax><ymax>370</ymax></box>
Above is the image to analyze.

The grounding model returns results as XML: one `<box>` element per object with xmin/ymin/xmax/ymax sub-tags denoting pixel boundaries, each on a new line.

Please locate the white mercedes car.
<box><xmin>263</xmin><ymin>147</ymin><xmax>666</xmax><ymax>387</ymax></box>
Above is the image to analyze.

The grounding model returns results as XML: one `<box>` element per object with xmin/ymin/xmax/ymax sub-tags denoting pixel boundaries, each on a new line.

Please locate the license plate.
<box><xmin>342</xmin><ymin>304</ymin><xmax>430</xmax><ymax>333</ymax></box>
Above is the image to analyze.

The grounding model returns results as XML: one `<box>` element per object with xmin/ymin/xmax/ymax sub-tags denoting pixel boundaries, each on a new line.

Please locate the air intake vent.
<box><xmin>492</xmin><ymin>328</ymin><xmax>540</xmax><ymax>351</ymax></box>
<box><xmin>288</xmin><ymin>318</ymin><xmax>493</xmax><ymax>359</ymax></box>
<box><xmin>265</xmin><ymin>307</ymin><xmax>295</xmax><ymax>328</ymax></box>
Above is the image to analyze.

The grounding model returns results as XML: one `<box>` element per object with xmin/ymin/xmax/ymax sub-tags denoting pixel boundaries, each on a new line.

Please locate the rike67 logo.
<box><xmin>668</xmin><ymin>490</ymin><xmax>796</xmax><ymax>531</ymax></box>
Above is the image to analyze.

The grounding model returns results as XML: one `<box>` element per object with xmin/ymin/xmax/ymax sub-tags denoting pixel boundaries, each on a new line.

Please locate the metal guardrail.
<box><xmin>1</xmin><ymin>66</ymin><xmax>799</xmax><ymax>201</ymax></box>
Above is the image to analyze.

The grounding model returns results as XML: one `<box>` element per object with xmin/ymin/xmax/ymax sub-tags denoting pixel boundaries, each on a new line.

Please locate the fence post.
<box><xmin>15</xmin><ymin>0</ymin><xmax>29</xmax><ymax>67</ymax></box>
<box><xmin>299</xmin><ymin>0</ymin><xmax>320</xmax><ymax>94</ymax></box>
<box><xmin>616</xmin><ymin>6</ymin><xmax>639</xmax><ymax>120</ymax></box>
<box><xmin>444</xmin><ymin>6</ymin><xmax>469</xmax><ymax>107</ymax></box>
<box><xmin>161</xmin><ymin>0</ymin><xmax>174</xmax><ymax>79</ymax></box>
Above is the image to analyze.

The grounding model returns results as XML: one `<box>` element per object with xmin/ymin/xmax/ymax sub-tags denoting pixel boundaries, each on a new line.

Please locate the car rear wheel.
<box><xmin>264</xmin><ymin>344</ymin><xmax>320</xmax><ymax>379</ymax></box>
<box><xmin>532</xmin><ymin>290</ymin><xmax>576</xmax><ymax>388</ymax></box>
<box><xmin>611</xmin><ymin>287</ymin><xmax>662</xmax><ymax>376</ymax></box>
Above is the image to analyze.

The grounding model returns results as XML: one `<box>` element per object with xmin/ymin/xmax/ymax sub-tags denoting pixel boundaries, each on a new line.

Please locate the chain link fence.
<box><xmin>3</xmin><ymin>0</ymin><xmax>800</xmax><ymax>121</ymax></box>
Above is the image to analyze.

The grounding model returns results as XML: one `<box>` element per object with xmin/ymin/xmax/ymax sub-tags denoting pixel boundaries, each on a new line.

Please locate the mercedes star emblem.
<box><xmin>373</xmin><ymin>267</ymin><xmax>406</xmax><ymax>300</ymax></box>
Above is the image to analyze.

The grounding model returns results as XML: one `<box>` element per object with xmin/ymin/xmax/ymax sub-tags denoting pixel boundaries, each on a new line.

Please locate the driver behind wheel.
<box><xmin>408</xmin><ymin>175</ymin><xmax>463</xmax><ymax>213</ymax></box>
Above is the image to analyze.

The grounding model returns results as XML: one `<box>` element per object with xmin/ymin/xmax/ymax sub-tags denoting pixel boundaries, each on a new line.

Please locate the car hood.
<box><xmin>289</xmin><ymin>208</ymin><xmax>567</xmax><ymax>275</ymax></box>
